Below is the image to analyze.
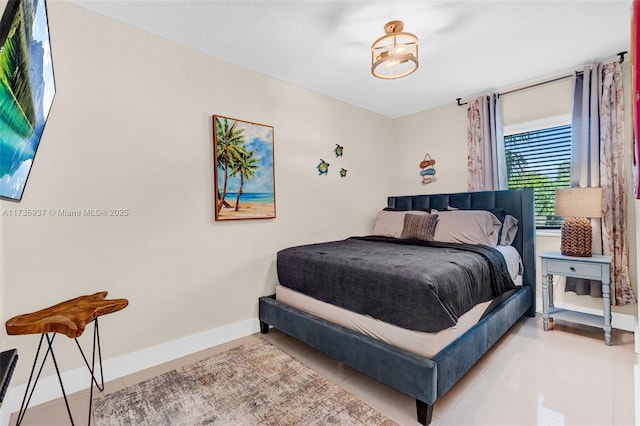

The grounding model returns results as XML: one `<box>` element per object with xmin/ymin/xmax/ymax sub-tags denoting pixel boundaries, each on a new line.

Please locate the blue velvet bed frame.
<box><xmin>259</xmin><ymin>188</ymin><xmax>535</xmax><ymax>425</ymax></box>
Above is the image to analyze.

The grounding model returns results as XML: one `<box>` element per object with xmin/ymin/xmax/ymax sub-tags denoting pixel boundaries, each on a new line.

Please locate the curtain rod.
<box><xmin>455</xmin><ymin>51</ymin><xmax>627</xmax><ymax>107</ymax></box>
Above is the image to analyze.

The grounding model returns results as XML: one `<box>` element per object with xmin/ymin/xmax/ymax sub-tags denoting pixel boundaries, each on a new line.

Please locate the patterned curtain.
<box><xmin>569</xmin><ymin>62</ymin><xmax>636</xmax><ymax>305</ymax></box>
<box><xmin>600</xmin><ymin>62</ymin><xmax>637</xmax><ymax>305</ymax></box>
<box><xmin>467</xmin><ymin>94</ymin><xmax>506</xmax><ymax>191</ymax></box>
<box><xmin>467</xmin><ymin>98</ymin><xmax>484</xmax><ymax>191</ymax></box>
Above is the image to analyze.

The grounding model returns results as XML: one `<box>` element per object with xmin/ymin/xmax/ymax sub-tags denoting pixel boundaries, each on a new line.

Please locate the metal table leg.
<box><xmin>15</xmin><ymin>318</ymin><xmax>105</xmax><ymax>426</ymax></box>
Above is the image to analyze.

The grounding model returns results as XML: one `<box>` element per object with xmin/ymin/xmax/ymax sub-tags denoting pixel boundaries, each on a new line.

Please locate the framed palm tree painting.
<box><xmin>213</xmin><ymin>115</ymin><xmax>276</xmax><ymax>221</ymax></box>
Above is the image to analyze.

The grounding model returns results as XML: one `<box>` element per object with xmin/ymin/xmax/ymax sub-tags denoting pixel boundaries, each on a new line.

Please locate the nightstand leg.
<box><xmin>543</xmin><ymin>273</ymin><xmax>551</xmax><ymax>331</ymax></box>
<box><xmin>602</xmin><ymin>279</ymin><xmax>612</xmax><ymax>346</ymax></box>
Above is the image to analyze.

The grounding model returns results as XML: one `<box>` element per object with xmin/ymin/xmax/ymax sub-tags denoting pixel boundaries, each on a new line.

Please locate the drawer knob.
<box><xmin>570</xmin><ymin>266</ymin><xmax>576</xmax><ymax>272</ymax></box>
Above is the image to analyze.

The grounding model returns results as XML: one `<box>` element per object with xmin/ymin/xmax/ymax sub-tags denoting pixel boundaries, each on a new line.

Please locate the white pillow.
<box><xmin>499</xmin><ymin>215</ymin><xmax>519</xmax><ymax>246</ymax></box>
<box><xmin>433</xmin><ymin>210</ymin><xmax>502</xmax><ymax>246</ymax></box>
<box><xmin>372</xmin><ymin>210</ymin><xmax>429</xmax><ymax>238</ymax></box>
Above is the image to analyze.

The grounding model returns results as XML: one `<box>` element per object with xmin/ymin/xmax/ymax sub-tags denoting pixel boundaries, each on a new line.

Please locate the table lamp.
<box><xmin>555</xmin><ymin>187</ymin><xmax>602</xmax><ymax>257</ymax></box>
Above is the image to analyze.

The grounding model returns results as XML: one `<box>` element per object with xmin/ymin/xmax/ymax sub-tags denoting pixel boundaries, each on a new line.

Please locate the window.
<box><xmin>504</xmin><ymin>120</ymin><xmax>571</xmax><ymax>229</ymax></box>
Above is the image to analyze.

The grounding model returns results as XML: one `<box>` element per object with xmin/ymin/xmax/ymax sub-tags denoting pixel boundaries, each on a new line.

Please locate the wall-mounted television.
<box><xmin>0</xmin><ymin>0</ymin><xmax>55</xmax><ymax>202</ymax></box>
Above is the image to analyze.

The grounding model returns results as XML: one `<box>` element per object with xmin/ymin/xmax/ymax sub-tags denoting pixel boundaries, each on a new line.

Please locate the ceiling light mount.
<box><xmin>371</xmin><ymin>20</ymin><xmax>419</xmax><ymax>80</ymax></box>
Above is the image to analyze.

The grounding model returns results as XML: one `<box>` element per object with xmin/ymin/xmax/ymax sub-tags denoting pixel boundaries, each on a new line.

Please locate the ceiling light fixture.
<box><xmin>371</xmin><ymin>20</ymin><xmax>419</xmax><ymax>80</ymax></box>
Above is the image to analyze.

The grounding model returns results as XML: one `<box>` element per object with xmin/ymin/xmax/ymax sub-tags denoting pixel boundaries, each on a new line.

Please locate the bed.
<box><xmin>258</xmin><ymin>188</ymin><xmax>535</xmax><ymax>425</ymax></box>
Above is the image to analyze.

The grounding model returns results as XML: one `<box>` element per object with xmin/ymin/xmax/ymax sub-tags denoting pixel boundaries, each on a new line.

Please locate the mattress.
<box><xmin>277</xmin><ymin>236</ymin><xmax>516</xmax><ymax>333</ymax></box>
<box><xmin>275</xmin><ymin>244</ymin><xmax>523</xmax><ymax>358</ymax></box>
<box><xmin>276</xmin><ymin>284</ymin><xmax>492</xmax><ymax>358</ymax></box>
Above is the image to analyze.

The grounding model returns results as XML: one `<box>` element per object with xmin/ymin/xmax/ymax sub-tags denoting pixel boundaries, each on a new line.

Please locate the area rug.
<box><xmin>94</xmin><ymin>338</ymin><xmax>398</xmax><ymax>425</ymax></box>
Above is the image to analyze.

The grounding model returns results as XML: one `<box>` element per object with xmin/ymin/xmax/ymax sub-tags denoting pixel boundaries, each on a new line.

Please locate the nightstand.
<box><xmin>540</xmin><ymin>251</ymin><xmax>613</xmax><ymax>345</ymax></box>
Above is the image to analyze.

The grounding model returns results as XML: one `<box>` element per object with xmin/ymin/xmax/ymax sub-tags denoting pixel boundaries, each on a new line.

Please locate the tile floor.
<box><xmin>8</xmin><ymin>315</ymin><xmax>638</xmax><ymax>426</ymax></box>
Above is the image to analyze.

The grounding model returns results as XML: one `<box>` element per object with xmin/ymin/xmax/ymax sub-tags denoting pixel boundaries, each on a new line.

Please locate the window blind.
<box><xmin>504</xmin><ymin>124</ymin><xmax>571</xmax><ymax>228</ymax></box>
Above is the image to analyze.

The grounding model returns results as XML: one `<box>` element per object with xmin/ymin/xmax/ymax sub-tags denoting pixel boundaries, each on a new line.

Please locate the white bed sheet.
<box><xmin>495</xmin><ymin>244</ymin><xmax>523</xmax><ymax>282</ymax></box>
<box><xmin>276</xmin><ymin>284</ymin><xmax>493</xmax><ymax>358</ymax></box>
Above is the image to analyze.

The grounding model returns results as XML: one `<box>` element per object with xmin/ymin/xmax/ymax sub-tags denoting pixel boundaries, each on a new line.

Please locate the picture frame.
<box><xmin>213</xmin><ymin>115</ymin><xmax>276</xmax><ymax>221</ymax></box>
<box><xmin>0</xmin><ymin>0</ymin><xmax>56</xmax><ymax>202</ymax></box>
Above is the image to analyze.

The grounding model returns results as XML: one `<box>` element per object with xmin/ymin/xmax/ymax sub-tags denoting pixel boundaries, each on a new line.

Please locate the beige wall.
<box><xmin>0</xmin><ymin>1</ymin><xmax>394</xmax><ymax>385</ymax></box>
<box><xmin>502</xmin><ymin>78</ymin><xmax>573</xmax><ymax>125</ymax></box>
<box><xmin>392</xmin><ymin>67</ymin><xmax>638</xmax><ymax>323</ymax></box>
<box><xmin>392</xmin><ymin>103</ymin><xmax>468</xmax><ymax>195</ymax></box>
<box><xmin>390</xmin><ymin>78</ymin><xmax>574</xmax><ymax>195</ymax></box>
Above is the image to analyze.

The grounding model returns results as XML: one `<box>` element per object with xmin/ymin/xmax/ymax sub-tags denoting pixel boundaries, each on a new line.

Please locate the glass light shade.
<box><xmin>371</xmin><ymin>21</ymin><xmax>419</xmax><ymax>80</ymax></box>
<box><xmin>555</xmin><ymin>187</ymin><xmax>602</xmax><ymax>218</ymax></box>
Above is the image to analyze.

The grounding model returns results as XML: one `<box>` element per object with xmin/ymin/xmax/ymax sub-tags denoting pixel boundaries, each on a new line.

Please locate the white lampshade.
<box><xmin>555</xmin><ymin>187</ymin><xmax>602</xmax><ymax>218</ymax></box>
<box><xmin>371</xmin><ymin>20</ymin><xmax>419</xmax><ymax>80</ymax></box>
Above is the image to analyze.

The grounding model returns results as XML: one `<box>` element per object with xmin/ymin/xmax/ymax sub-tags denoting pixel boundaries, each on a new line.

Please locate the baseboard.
<box><xmin>1</xmin><ymin>317</ymin><xmax>260</xmax><ymax>425</ymax></box>
<box><xmin>535</xmin><ymin>297</ymin><xmax>637</xmax><ymax>331</ymax></box>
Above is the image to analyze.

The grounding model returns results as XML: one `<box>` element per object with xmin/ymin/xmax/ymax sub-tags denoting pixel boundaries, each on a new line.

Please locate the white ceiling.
<box><xmin>71</xmin><ymin>0</ymin><xmax>632</xmax><ymax>118</ymax></box>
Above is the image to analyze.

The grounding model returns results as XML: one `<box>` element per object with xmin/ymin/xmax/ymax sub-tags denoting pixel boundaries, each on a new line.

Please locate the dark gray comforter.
<box><xmin>276</xmin><ymin>236</ymin><xmax>516</xmax><ymax>333</ymax></box>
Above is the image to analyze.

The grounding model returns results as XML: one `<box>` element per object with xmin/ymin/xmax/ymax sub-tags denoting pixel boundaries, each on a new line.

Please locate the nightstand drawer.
<box><xmin>545</xmin><ymin>259</ymin><xmax>602</xmax><ymax>279</ymax></box>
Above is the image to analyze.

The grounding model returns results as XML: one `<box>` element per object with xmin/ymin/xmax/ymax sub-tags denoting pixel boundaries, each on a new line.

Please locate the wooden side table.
<box><xmin>5</xmin><ymin>292</ymin><xmax>128</xmax><ymax>425</ymax></box>
<box><xmin>540</xmin><ymin>251</ymin><xmax>612</xmax><ymax>345</ymax></box>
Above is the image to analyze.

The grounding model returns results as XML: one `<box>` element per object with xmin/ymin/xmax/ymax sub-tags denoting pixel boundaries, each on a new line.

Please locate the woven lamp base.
<box><xmin>561</xmin><ymin>217</ymin><xmax>592</xmax><ymax>257</ymax></box>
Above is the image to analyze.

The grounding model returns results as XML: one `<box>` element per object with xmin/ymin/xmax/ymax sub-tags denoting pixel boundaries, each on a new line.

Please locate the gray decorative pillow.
<box><xmin>401</xmin><ymin>213</ymin><xmax>439</xmax><ymax>241</ymax></box>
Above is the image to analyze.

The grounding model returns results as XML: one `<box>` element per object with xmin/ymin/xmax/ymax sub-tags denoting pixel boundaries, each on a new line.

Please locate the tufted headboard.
<box><xmin>387</xmin><ymin>188</ymin><xmax>536</xmax><ymax>316</ymax></box>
